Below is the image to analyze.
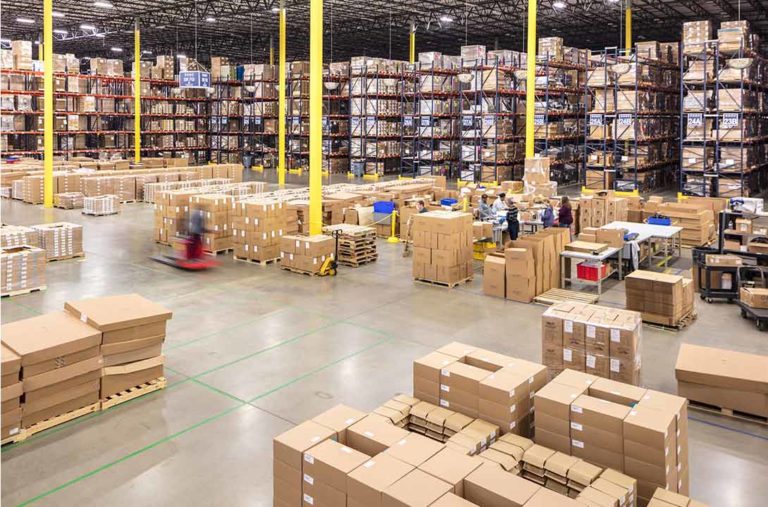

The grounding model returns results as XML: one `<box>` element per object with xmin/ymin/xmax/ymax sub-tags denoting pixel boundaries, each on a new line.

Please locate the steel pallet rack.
<box><xmin>323</xmin><ymin>63</ymin><xmax>351</xmax><ymax>175</ymax></box>
<box><xmin>680</xmin><ymin>36</ymin><xmax>767</xmax><ymax>197</ymax></box>
<box><xmin>210</xmin><ymin>77</ymin><xmax>243</xmax><ymax>164</ymax></box>
<box><xmin>401</xmin><ymin>60</ymin><xmax>460</xmax><ymax>178</ymax></box>
<box><xmin>458</xmin><ymin>55</ymin><xmax>523</xmax><ymax>184</ymax></box>
<box><xmin>584</xmin><ymin>45</ymin><xmax>680</xmax><ymax>191</ymax></box>
<box><xmin>241</xmin><ymin>64</ymin><xmax>278</xmax><ymax>170</ymax></box>
<box><xmin>286</xmin><ymin>62</ymin><xmax>310</xmax><ymax>170</ymax></box>
<box><xmin>350</xmin><ymin>59</ymin><xmax>413</xmax><ymax>177</ymax></box>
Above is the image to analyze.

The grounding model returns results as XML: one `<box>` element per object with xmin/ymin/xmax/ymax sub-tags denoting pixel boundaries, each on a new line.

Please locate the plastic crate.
<box><xmin>440</xmin><ymin>198</ymin><xmax>458</xmax><ymax>207</ymax></box>
<box><xmin>373</xmin><ymin>201</ymin><xmax>395</xmax><ymax>214</ymax></box>
<box><xmin>648</xmin><ymin>216</ymin><xmax>671</xmax><ymax>226</ymax></box>
<box><xmin>577</xmin><ymin>261</ymin><xmax>608</xmax><ymax>282</ymax></box>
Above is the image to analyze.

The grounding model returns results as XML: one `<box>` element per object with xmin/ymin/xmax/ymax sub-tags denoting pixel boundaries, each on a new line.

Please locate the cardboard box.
<box><xmin>483</xmin><ymin>254</ymin><xmax>506</xmax><ymax>299</ymax></box>
<box><xmin>414</xmin><ymin>352</ymin><xmax>457</xmax><ymax>404</ymax></box>
<box><xmin>465</xmin><ymin>461</ymin><xmax>541</xmax><ymax>506</ymax></box>
<box><xmin>384</xmin><ymin>433</ymin><xmax>445</xmax><ymax>467</ymax></box>
<box><xmin>740</xmin><ymin>287</ymin><xmax>768</xmax><ymax>309</ymax></box>
<box><xmin>347</xmin><ymin>415</ymin><xmax>410</xmax><ymax>456</ymax></box>
<box><xmin>431</xmin><ymin>493</ymin><xmax>478</xmax><ymax>507</ymax></box>
<box><xmin>101</xmin><ymin>355</ymin><xmax>164</xmax><ymax>397</ymax></box>
<box><xmin>312</xmin><ymin>404</ymin><xmax>367</xmax><ymax>445</ymax></box>
<box><xmin>64</xmin><ymin>293</ymin><xmax>172</xmax><ymax>337</ymax></box>
<box><xmin>418</xmin><ymin>447</ymin><xmax>483</xmax><ymax>497</ymax></box>
<box><xmin>382</xmin><ymin>469</ymin><xmax>452</xmax><ymax>507</ymax></box>
<box><xmin>300</xmin><ymin>439</ymin><xmax>370</xmax><ymax>507</ymax></box>
<box><xmin>1</xmin><ymin>343</ymin><xmax>21</xmax><ymax>387</ymax></box>
<box><xmin>347</xmin><ymin>453</ymin><xmax>414</xmax><ymax>507</ymax></box>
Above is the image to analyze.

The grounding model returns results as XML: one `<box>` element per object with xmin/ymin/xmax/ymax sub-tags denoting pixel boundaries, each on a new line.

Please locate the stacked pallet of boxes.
<box><xmin>541</xmin><ymin>302</ymin><xmax>642</xmax><ymax>384</ymax></box>
<box><xmin>231</xmin><ymin>198</ymin><xmax>286</xmax><ymax>263</ymax></box>
<box><xmin>534</xmin><ymin>369</ymin><xmax>689</xmax><ymax>503</ymax></box>
<box><xmin>411</xmin><ymin>211</ymin><xmax>473</xmax><ymax>287</ymax></box>
<box><xmin>280</xmin><ymin>235</ymin><xmax>335</xmax><ymax>274</ymax></box>
<box><xmin>64</xmin><ymin>294</ymin><xmax>171</xmax><ymax>401</ymax></box>
<box><xmin>0</xmin><ymin>225</ymin><xmax>38</xmax><ymax>248</ymax></box>
<box><xmin>625</xmin><ymin>271</ymin><xmax>695</xmax><ymax>326</ymax></box>
<box><xmin>2</xmin><ymin>312</ymin><xmax>103</xmax><ymax>430</ymax></box>
<box><xmin>1</xmin><ymin>344</ymin><xmax>23</xmax><ymax>441</ymax></box>
<box><xmin>643</xmin><ymin>201</ymin><xmax>715</xmax><ymax>246</ymax></box>
<box><xmin>189</xmin><ymin>194</ymin><xmax>235</xmax><ymax>253</ymax></box>
<box><xmin>578</xmin><ymin>193</ymin><xmax>629</xmax><ymax>229</ymax></box>
<box><xmin>0</xmin><ymin>245</ymin><xmax>46</xmax><ymax>296</ymax></box>
<box><xmin>32</xmin><ymin>222</ymin><xmax>84</xmax><ymax>261</ymax></box>
<box><xmin>53</xmin><ymin>192</ymin><xmax>85</xmax><ymax>209</ymax></box>
<box><xmin>83</xmin><ymin>195</ymin><xmax>121</xmax><ymax>216</ymax></box>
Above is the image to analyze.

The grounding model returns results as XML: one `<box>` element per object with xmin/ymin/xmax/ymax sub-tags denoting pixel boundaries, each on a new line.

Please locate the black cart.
<box><xmin>736</xmin><ymin>300</ymin><xmax>768</xmax><ymax>331</ymax></box>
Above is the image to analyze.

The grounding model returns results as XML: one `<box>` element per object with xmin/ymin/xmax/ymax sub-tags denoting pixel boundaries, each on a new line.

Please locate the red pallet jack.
<box><xmin>152</xmin><ymin>234</ymin><xmax>218</xmax><ymax>271</ymax></box>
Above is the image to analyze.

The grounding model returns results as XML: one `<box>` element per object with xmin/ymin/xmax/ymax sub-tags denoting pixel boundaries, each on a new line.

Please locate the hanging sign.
<box><xmin>179</xmin><ymin>71</ymin><xmax>211</xmax><ymax>88</ymax></box>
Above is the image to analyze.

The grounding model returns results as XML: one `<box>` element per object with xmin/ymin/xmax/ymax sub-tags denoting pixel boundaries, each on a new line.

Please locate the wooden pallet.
<box><xmin>101</xmin><ymin>377</ymin><xmax>167</xmax><ymax>410</ymax></box>
<box><xmin>82</xmin><ymin>211</ymin><xmax>119</xmax><ymax>217</ymax></box>
<box><xmin>119</xmin><ymin>199</ymin><xmax>138</xmax><ymax>204</ymax></box>
<box><xmin>281</xmin><ymin>266</ymin><xmax>322</xmax><ymax>277</ymax></box>
<box><xmin>53</xmin><ymin>205</ymin><xmax>83</xmax><ymax>210</ymax></box>
<box><xmin>338</xmin><ymin>256</ymin><xmax>378</xmax><ymax>267</ymax></box>
<box><xmin>688</xmin><ymin>400</ymin><xmax>768</xmax><ymax>426</ymax></box>
<box><xmin>1</xmin><ymin>429</ymin><xmax>27</xmax><ymax>446</ymax></box>
<box><xmin>48</xmin><ymin>253</ymin><xmax>85</xmax><ymax>262</ymax></box>
<box><xmin>204</xmin><ymin>248</ymin><xmax>234</xmax><ymax>255</ymax></box>
<box><xmin>534</xmin><ymin>288</ymin><xmax>600</xmax><ymax>306</ymax></box>
<box><xmin>643</xmin><ymin>310</ymin><xmax>697</xmax><ymax>330</ymax></box>
<box><xmin>233</xmin><ymin>256</ymin><xmax>280</xmax><ymax>266</ymax></box>
<box><xmin>414</xmin><ymin>276</ymin><xmax>473</xmax><ymax>289</ymax></box>
<box><xmin>1</xmin><ymin>285</ymin><xmax>47</xmax><ymax>298</ymax></box>
<box><xmin>24</xmin><ymin>402</ymin><xmax>100</xmax><ymax>439</ymax></box>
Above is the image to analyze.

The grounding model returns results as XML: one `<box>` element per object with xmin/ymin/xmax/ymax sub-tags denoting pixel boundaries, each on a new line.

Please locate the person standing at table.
<box><xmin>558</xmin><ymin>196</ymin><xmax>573</xmax><ymax>230</ymax></box>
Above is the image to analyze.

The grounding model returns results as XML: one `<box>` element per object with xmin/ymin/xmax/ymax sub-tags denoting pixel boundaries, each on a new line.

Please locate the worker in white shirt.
<box><xmin>491</xmin><ymin>192</ymin><xmax>507</xmax><ymax>214</ymax></box>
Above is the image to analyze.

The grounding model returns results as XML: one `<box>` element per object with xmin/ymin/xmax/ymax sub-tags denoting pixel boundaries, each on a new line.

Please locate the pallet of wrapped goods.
<box><xmin>31</xmin><ymin>222</ymin><xmax>84</xmax><ymax>261</ymax></box>
<box><xmin>53</xmin><ymin>192</ymin><xmax>85</xmax><ymax>209</ymax></box>
<box><xmin>625</xmin><ymin>270</ymin><xmax>695</xmax><ymax>328</ymax></box>
<box><xmin>323</xmin><ymin>223</ymin><xmax>377</xmax><ymax>267</ymax></box>
<box><xmin>83</xmin><ymin>195</ymin><xmax>120</xmax><ymax>216</ymax></box>
<box><xmin>0</xmin><ymin>225</ymin><xmax>39</xmax><ymax>248</ymax></box>
<box><xmin>411</xmin><ymin>211</ymin><xmax>473</xmax><ymax>288</ymax></box>
<box><xmin>189</xmin><ymin>194</ymin><xmax>235</xmax><ymax>254</ymax></box>
<box><xmin>280</xmin><ymin>234</ymin><xmax>335</xmax><ymax>275</ymax></box>
<box><xmin>1</xmin><ymin>343</ymin><xmax>24</xmax><ymax>443</ymax></box>
<box><xmin>231</xmin><ymin>198</ymin><xmax>286</xmax><ymax>264</ymax></box>
<box><xmin>0</xmin><ymin>245</ymin><xmax>46</xmax><ymax>297</ymax></box>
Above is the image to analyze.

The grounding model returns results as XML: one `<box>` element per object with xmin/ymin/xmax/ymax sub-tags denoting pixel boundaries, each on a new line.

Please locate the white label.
<box><xmin>341</xmin><ymin>446</ymin><xmax>352</xmax><ymax>454</ymax></box>
<box><xmin>398</xmin><ymin>439</ymin><xmax>407</xmax><ymax>446</ymax></box>
<box><xmin>363</xmin><ymin>431</ymin><xmax>375</xmax><ymax>438</ymax></box>
<box><xmin>564</xmin><ymin>320</ymin><xmax>574</xmax><ymax>333</ymax></box>
<box><xmin>610</xmin><ymin>359</ymin><xmax>621</xmax><ymax>373</ymax></box>
<box><xmin>571</xmin><ymin>422</ymin><xmax>583</xmax><ymax>431</ymax></box>
<box><xmin>303</xmin><ymin>494</ymin><xmax>314</xmax><ymax>505</ymax></box>
<box><xmin>528</xmin><ymin>377</ymin><xmax>534</xmax><ymax>384</ymax></box>
<box><xmin>571</xmin><ymin>405</ymin><xmax>583</xmax><ymax>414</ymax></box>
<box><xmin>364</xmin><ymin>460</ymin><xmax>376</xmax><ymax>468</ymax></box>
<box><xmin>586</xmin><ymin>355</ymin><xmax>596</xmax><ymax>369</ymax></box>
<box><xmin>80</xmin><ymin>313</ymin><xmax>88</xmax><ymax>323</ymax></box>
<box><xmin>563</xmin><ymin>349</ymin><xmax>573</xmax><ymax>362</ymax></box>
<box><xmin>610</xmin><ymin>329</ymin><xmax>620</xmax><ymax>342</ymax></box>
<box><xmin>310</xmin><ymin>436</ymin><xmax>321</xmax><ymax>443</ymax></box>
<box><xmin>441</xmin><ymin>369</ymin><xmax>451</xmax><ymax>377</ymax></box>
<box><xmin>303</xmin><ymin>474</ymin><xmax>314</xmax><ymax>485</ymax></box>
<box><xmin>572</xmin><ymin>439</ymin><xmax>584</xmax><ymax>449</ymax></box>
<box><xmin>439</xmin><ymin>399</ymin><xmax>449</xmax><ymax>407</ymax></box>
<box><xmin>586</xmin><ymin>325</ymin><xmax>596</xmax><ymax>338</ymax></box>
<box><xmin>688</xmin><ymin>157</ymin><xmax>696</xmax><ymax>164</ymax></box>
<box><xmin>508</xmin><ymin>388</ymin><xmax>515</xmax><ymax>398</ymax></box>
<box><xmin>304</xmin><ymin>454</ymin><xmax>315</xmax><ymax>464</ymax></box>
<box><xmin>509</xmin><ymin>421</ymin><xmax>517</xmax><ymax>430</ymax></box>
<box><xmin>440</xmin><ymin>384</ymin><xmax>450</xmax><ymax>393</ymax></box>
<box><xmin>509</xmin><ymin>404</ymin><xmax>517</xmax><ymax>414</ymax></box>
<box><xmin>344</xmin><ymin>418</ymin><xmax>356</xmax><ymax>425</ymax></box>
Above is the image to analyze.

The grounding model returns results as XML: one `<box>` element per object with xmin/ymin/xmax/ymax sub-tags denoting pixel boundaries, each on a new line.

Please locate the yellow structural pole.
<box><xmin>524</xmin><ymin>0</ymin><xmax>537</xmax><ymax>158</ymax></box>
<box><xmin>134</xmin><ymin>20</ymin><xmax>141</xmax><ymax>163</ymax></box>
<box><xmin>308</xmin><ymin>0</ymin><xmax>323</xmax><ymax>235</ymax></box>
<box><xmin>625</xmin><ymin>3</ymin><xmax>632</xmax><ymax>51</ymax></box>
<box><xmin>43</xmin><ymin>0</ymin><xmax>53</xmax><ymax>208</ymax></box>
<box><xmin>409</xmin><ymin>23</ymin><xmax>416</xmax><ymax>64</ymax></box>
<box><xmin>278</xmin><ymin>6</ymin><xmax>287</xmax><ymax>187</ymax></box>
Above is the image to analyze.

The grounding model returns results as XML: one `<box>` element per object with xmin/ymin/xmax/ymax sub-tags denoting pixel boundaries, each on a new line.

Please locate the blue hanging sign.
<box><xmin>179</xmin><ymin>71</ymin><xmax>211</xmax><ymax>88</ymax></box>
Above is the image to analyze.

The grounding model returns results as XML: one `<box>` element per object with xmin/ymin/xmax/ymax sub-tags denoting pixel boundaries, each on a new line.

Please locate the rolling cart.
<box><xmin>736</xmin><ymin>300</ymin><xmax>768</xmax><ymax>331</ymax></box>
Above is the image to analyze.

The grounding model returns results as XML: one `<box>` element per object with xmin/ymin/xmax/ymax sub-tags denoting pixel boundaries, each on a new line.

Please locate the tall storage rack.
<box><xmin>680</xmin><ymin>23</ymin><xmax>767</xmax><ymax>197</ymax></box>
<box><xmin>286</xmin><ymin>61</ymin><xmax>310</xmax><ymax>170</ymax></box>
<box><xmin>240</xmin><ymin>64</ymin><xmax>278</xmax><ymax>170</ymax></box>
<box><xmin>323</xmin><ymin>62</ymin><xmax>351</xmax><ymax>174</ymax></box>
<box><xmin>401</xmin><ymin>59</ymin><xmax>460</xmax><ymax>178</ymax></box>
<box><xmin>210</xmin><ymin>78</ymin><xmax>243</xmax><ymax>163</ymax></box>
<box><xmin>350</xmin><ymin>58</ymin><xmax>411</xmax><ymax>177</ymax></box>
<box><xmin>584</xmin><ymin>45</ymin><xmax>680</xmax><ymax>191</ymax></box>
<box><xmin>534</xmin><ymin>51</ymin><xmax>587</xmax><ymax>186</ymax></box>
<box><xmin>458</xmin><ymin>55</ymin><xmax>522</xmax><ymax>183</ymax></box>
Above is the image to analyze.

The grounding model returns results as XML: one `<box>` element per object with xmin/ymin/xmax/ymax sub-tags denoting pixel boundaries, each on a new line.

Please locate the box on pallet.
<box><xmin>625</xmin><ymin>271</ymin><xmax>694</xmax><ymax>326</ymax></box>
<box><xmin>231</xmin><ymin>199</ymin><xmax>287</xmax><ymax>262</ymax></box>
<box><xmin>411</xmin><ymin>211</ymin><xmax>473</xmax><ymax>286</ymax></box>
<box><xmin>0</xmin><ymin>245</ymin><xmax>46</xmax><ymax>296</ymax></box>
<box><xmin>280</xmin><ymin>234</ymin><xmax>335</xmax><ymax>274</ymax></box>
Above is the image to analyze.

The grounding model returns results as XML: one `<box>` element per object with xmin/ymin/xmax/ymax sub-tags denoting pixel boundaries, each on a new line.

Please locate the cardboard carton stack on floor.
<box><xmin>533</xmin><ymin>369</ymin><xmax>690</xmax><ymax>503</ymax></box>
<box><xmin>647</xmin><ymin>487</ymin><xmax>708</xmax><ymax>507</ymax></box>
<box><xmin>643</xmin><ymin>202</ymin><xmax>715</xmax><ymax>247</ymax></box>
<box><xmin>1</xmin><ymin>312</ymin><xmax>102</xmax><ymax>429</ymax></box>
<box><xmin>411</xmin><ymin>211</ymin><xmax>474</xmax><ymax>286</ymax></box>
<box><xmin>0</xmin><ymin>245</ymin><xmax>46</xmax><ymax>295</ymax></box>
<box><xmin>83</xmin><ymin>195</ymin><xmax>121</xmax><ymax>216</ymax></box>
<box><xmin>1</xmin><ymin>344</ymin><xmax>23</xmax><ymax>440</ymax></box>
<box><xmin>578</xmin><ymin>193</ymin><xmax>629</xmax><ymax>229</ymax></box>
<box><xmin>154</xmin><ymin>189</ymin><xmax>196</xmax><ymax>244</ymax></box>
<box><xmin>412</xmin><ymin>342</ymin><xmax>547</xmax><ymax>437</ymax></box>
<box><xmin>32</xmin><ymin>222</ymin><xmax>84</xmax><ymax>261</ymax></box>
<box><xmin>280</xmin><ymin>234</ymin><xmax>335</xmax><ymax>274</ymax></box>
<box><xmin>675</xmin><ymin>343</ymin><xmax>768</xmax><ymax>419</ymax></box>
<box><xmin>53</xmin><ymin>192</ymin><xmax>85</xmax><ymax>209</ymax></box>
<box><xmin>541</xmin><ymin>302</ymin><xmax>642</xmax><ymax>384</ymax></box>
<box><xmin>189</xmin><ymin>194</ymin><xmax>235</xmax><ymax>253</ymax></box>
<box><xmin>625</xmin><ymin>271</ymin><xmax>694</xmax><ymax>326</ymax></box>
<box><xmin>231</xmin><ymin>198</ymin><xmax>286</xmax><ymax>262</ymax></box>
<box><xmin>0</xmin><ymin>225</ymin><xmax>39</xmax><ymax>248</ymax></box>
<box><xmin>63</xmin><ymin>294</ymin><xmax>172</xmax><ymax>399</ymax></box>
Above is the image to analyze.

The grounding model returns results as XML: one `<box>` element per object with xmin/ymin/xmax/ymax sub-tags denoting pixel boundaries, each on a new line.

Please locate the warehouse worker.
<box><xmin>477</xmin><ymin>194</ymin><xmax>493</xmax><ymax>221</ymax></box>
<box><xmin>186</xmin><ymin>209</ymin><xmax>206</xmax><ymax>260</ymax></box>
<box><xmin>506</xmin><ymin>197</ymin><xmax>520</xmax><ymax>241</ymax></box>
<box><xmin>558</xmin><ymin>196</ymin><xmax>573</xmax><ymax>230</ymax></box>
<box><xmin>492</xmin><ymin>192</ymin><xmax>507</xmax><ymax>214</ymax></box>
<box><xmin>416</xmin><ymin>200</ymin><xmax>428</xmax><ymax>213</ymax></box>
<box><xmin>541</xmin><ymin>202</ymin><xmax>555</xmax><ymax>228</ymax></box>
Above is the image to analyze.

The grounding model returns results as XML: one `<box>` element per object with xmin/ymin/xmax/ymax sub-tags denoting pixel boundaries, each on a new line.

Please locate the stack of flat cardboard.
<box><xmin>231</xmin><ymin>199</ymin><xmax>286</xmax><ymax>262</ymax></box>
<box><xmin>280</xmin><ymin>234</ymin><xmax>335</xmax><ymax>274</ymax></box>
<box><xmin>625</xmin><ymin>271</ymin><xmax>694</xmax><ymax>326</ymax></box>
<box><xmin>0</xmin><ymin>245</ymin><xmax>46</xmax><ymax>296</ymax></box>
<box><xmin>32</xmin><ymin>222</ymin><xmax>84</xmax><ymax>261</ymax></box>
<box><xmin>2</xmin><ymin>312</ymin><xmax>102</xmax><ymax>428</ymax></box>
<box><xmin>63</xmin><ymin>294</ymin><xmax>171</xmax><ymax>399</ymax></box>
<box><xmin>542</xmin><ymin>302</ymin><xmax>642</xmax><ymax>384</ymax></box>
<box><xmin>411</xmin><ymin>211</ymin><xmax>474</xmax><ymax>286</ymax></box>
<box><xmin>189</xmin><ymin>194</ymin><xmax>235</xmax><ymax>253</ymax></box>
<box><xmin>1</xmin><ymin>343</ymin><xmax>23</xmax><ymax>440</ymax></box>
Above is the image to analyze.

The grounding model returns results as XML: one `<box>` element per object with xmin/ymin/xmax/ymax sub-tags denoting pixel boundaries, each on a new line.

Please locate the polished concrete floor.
<box><xmin>1</xmin><ymin>184</ymin><xmax>767</xmax><ymax>507</ymax></box>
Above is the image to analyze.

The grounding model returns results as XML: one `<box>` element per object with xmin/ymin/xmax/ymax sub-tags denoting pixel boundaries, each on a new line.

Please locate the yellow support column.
<box><xmin>625</xmin><ymin>1</ymin><xmax>632</xmax><ymax>50</ymax></box>
<box><xmin>278</xmin><ymin>5</ymin><xmax>287</xmax><ymax>187</ymax></box>
<box><xmin>134</xmin><ymin>20</ymin><xmax>141</xmax><ymax>164</ymax></box>
<box><xmin>525</xmin><ymin>0</ymin><xmax>537</xmax><ymax>158</ymax></box>
<box><xmin>43</xmin><ymin>0</ymin><xmax>53</xmax><ymax>208</ymax></box>
<box><xmin>409</xmin><ymin>23</ymin><xmax>416</xmax><ymax>64</ymax></box>
<box><xmin>308</xmin><ymin>0</ymin><xmax>323</xmax><ymax>235</ymax></box>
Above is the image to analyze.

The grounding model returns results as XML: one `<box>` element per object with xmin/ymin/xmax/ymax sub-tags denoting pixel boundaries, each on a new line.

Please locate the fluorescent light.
<box><xmin>142</xmin><ymin>50</ymin><xmax>153</xmax><ymax>55</ymax></box>
<box><xmin>95</xmin><ymin>34</ymin><xmax>106</xmax><ymax>38</ymax></box>
<box><xmin>177</xmin><ymin>54</ymin><xmax>186</xmax><ymax>58</ymax></box>
<box><xmin>52</xmin><ymin>11</ymin><xmax>65</xmax><ymax>18</ymax></box>
<box><xmin>440</xmin><ymin>15</ymin><xmax>453</xmax><ymax>23</ymax></box>
<box><xmin>17</xmin><ymin>17</ymin><xmax>35</xmax><ymax>24</ymax></box>
<box><xmin>94</xmin><ymin>1</ymin><xmax>114</xmax><ymax>7</ymax></box>
<box><xmin>111</xmin><ymin>47</ymin><xmax>123</xmax><ymax>52</ymax></box>
<box><xmin>80</xmin><ymin>24</ymin><xmax>96</xmax><ymax>30</ymax></box>
<box><xmin>271</xmin><ymin>6</ymin><xmax>280</xmax><ymax>12</ymax></box>
<box><xmin>53</xmin><ymin>29</ymin><xmax>68</xmax><ymax>35</ymax></box>
<box><xmin>553</xmin><ymin>1</ymin><xmax>566</xmax><ymax>8</ymax></box>
<box><xmin>205</xmin><ymin>17</ymin><xmax>216</xmax><ymax>22</ymax></box>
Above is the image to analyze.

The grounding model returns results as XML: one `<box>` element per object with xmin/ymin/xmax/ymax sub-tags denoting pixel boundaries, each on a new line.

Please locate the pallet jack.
<box><xmin>317</xmin><ymin>230</ymin><xmax>340</xmax><ymax>277</ymax></box>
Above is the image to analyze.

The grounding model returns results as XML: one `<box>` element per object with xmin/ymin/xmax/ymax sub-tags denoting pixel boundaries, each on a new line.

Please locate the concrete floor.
<box><xmin>1</xmin><ymin>182</ymin><xmax>767</xmax><ymax>506</ymax></box>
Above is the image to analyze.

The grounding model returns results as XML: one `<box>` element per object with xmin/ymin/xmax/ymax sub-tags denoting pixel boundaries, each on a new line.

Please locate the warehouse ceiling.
<box><xmin>1</xmin><ymin>0</ymin><xmax>767</xmax><ymax>64</ymax></box>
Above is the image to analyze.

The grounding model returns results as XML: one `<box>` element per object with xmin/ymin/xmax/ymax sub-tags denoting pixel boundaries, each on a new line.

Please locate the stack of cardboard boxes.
<box><xmin>83</xmin><ymin>195</ymin><xmax>121</xmax><ymax>216</ymax></box>
<box><xmin>189</xmin><ymin>194</ymin><xmax>235</xmax><ymax>253</ymax></box>
<box><xmin>63</xmin><ymin>294</ymin><xmax>171</xmax><ymax>400</ymax></box>
<box><xmin>523</xmin><ymin>158</ymin><xmax>557</xmax><ymax>199</ymax></box>
<box><xmin>32</xmin><ymin>222</ymin><xmax>84</xmax><ymax>261</ymax></box>
<box><xmin>578</xmin><ymin>193</ymin><xmax>629</xmax><ymax>229</ymax></box>
<box><xmin>541</xmin><ymin>302</ymin><xmax>642</xmax><ymax>385</ymax></box>
<box><xmin>0</xmin><ymin>245</ymin><xmax>46</xmax><ymax>296</ymax></box>
<box><xmin>642</xmin><ymin>202</ymin><xmax>715</xmax><ymax>247</ymax></box>
<box><xmin>53</xmin><ymin>192</ymin><xmax>85</xmax><ymax>209</ymax></box>
<box><xmin>280</xmin><ymin>234</ymin><xmax>335</xmax><ymax>274</ymax></box>
<box><xmin>1</xmin><ymin>344</ymin><xmax>23</xmax><ymax>440</ymax></box>
<box><xmin>0</xmin><ymin>225</ymin><xmax>38</xmax><ymax>248</ymax></box>
<box><xmin>231</xmin><ymin>199</ymin><xmax>286</xmax><ymax>263</ymax></box>
<box><xmin>625</xmin><ymin>271</ymin><xmax>695</xmax><ymax>326</ymax></box>
<box><xmin>411</xmin><ymin>211</ymin><xmax>474</xmax><ymax>287</ymax></box>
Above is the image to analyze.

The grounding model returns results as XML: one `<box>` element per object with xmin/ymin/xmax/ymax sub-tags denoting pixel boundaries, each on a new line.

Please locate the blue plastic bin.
<box><xmin>373</xmin><ymin>201</ymin><xmax>395</xmax><ymax>214</ymax></box>
<box><xmin>440</xmin><ymin>198</ymin><xmax>458</xmax><ymax>207</ymax></box>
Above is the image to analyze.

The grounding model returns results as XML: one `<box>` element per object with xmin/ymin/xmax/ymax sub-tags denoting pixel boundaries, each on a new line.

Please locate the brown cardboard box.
<box><xmin>414</xmin><ymin>352</ymin><xmax>457</xmax><ymax>404</ymax></box>
<box><xmin>347</xmin><ymin>453</ymin><xmax>414</xmax><ymax>507</ymax></box>
<box><xmin>64</xmin><ymin>293</ymin><xmax>172</xmax><ymax>335</ymax></box>
<box><xmin>312</xmin><ymin>404</ymin><xmax>367</xmax><ymax>445</ymax></box>
<box><xmin>101</xmin><ymin>355</ymin><xmax>164</xmax><ymax>398</ymax></box>
<box><xmin>1</xmin><ymin>343</ymin><xmax>21</xmax><ymax>387</ymax></box>
<box><xmin>418</xmin><ymin>447</ymin><xmax>483</xmax><ymax>497</ymax></box>
<box><xmin>431</xmin><ymin>493</ymin><xmax>478</xmax><ymax>507</ymax></box>
<box><xmin>483</xmin><ymin>254</ymin><xmax>506</xmax><ymax>298</ymax></box>
<box><xmin>301</xmin><ymin>439</ymin><xmax>370</xmax><ymax>507</ymax></box>
<box><xmin>465</xmin><ymin>461</ymin><xmax>541</xmax><ymax>506</ymax></box>
<box><xmin>384</xmin><ymin>433</ymin><xmax>445</xmax><ymax>467</ymax></box>
<box><xmin>347</xmin><ymin>415</ymin><xmax>410</xmax><ymax>456</ymax></box>
<box><xmin>599</xmin><ymin>468</ymin><xmax>637</xmax><ymax>507</ymax></box>
<box><xmin>740</xmin><ymin>287</ymin><xmax>768</xmax><ymax>309</ymax></box>
<box><xmin>526</xmin><ymin>487</ymin><xmax>582</xmax><ymax>506</ymax></box>
<box><xmin>382</xmin><ymin>469</ymin><xmax>452</xmax><ymax>507</ymax></box>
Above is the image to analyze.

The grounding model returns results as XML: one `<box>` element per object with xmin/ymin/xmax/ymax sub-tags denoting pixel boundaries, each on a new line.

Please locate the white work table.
<box><xmin>560</xmin><ymin>246</ymin><xmax>623</xmax><ymax>297</ymax></box>
<box><xmin>601</xmin><ymin>221</ymin><xmax>683</xmax><ymax>268</ymax></box>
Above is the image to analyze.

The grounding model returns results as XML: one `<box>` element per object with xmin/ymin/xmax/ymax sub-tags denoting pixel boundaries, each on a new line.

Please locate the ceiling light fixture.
<box><xmin>95</xmin><ymin>33</ymin><xmax>106</xmax><ymax>38</ymax></box>
<box><xmin>440</xmin><ymin>15</ymin><xmax>453</xmax><ymax>23</ymax></box>
<box><xmin>111</xmin><ymin>47</ymin><xmax>123</xmax><ymax>52</ymax></box>
<box><xmin>17</xmin><ymin>17</ymin><xmax>35</xmax><ymax>24</ymax></box>
<box><xmin>271</xmin><ymin>7</ymin><xmax>280</xmax><ymax>12</ymax></box>
<box><xmin>52</xmin><ymin>11</ymin><xmax>65</xmax><ymax>18</ymax></box>
<box><xmin>53</xmin><ymin>29</ymin><xmax>68</xmax><ymax>35</ymax></box>
<box><xmin>142</xmin><ymin>49</ymin><xmax>153</xmax><ymax>55</ymax></box>
<box><xmin>177</xmin><ymin>54</ymin><xmax>187</xmax><ymax>58</ymax></box>
<box><xmin>80</xmin><ymin>24</ymin><xmax>97</xmax><ymax>30</ymax></box>
<box><xmin>94</xmin><ymin>1</ymin><xmax>114</xmax><ymax>8</ymax></box>
<box><xmin>553</xmin><ymin>1</ymin><xmax>566</xmax><ymax>8</ymax></box>
<box><xmin>205</xmin><ymin>17</ymin><xmax>216</xmax><ymax>22</ymax></box>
